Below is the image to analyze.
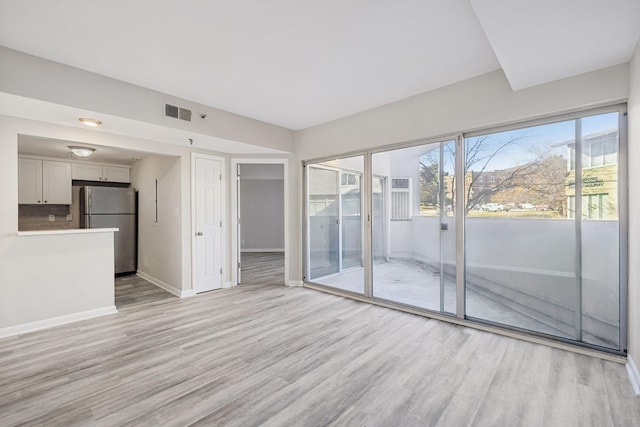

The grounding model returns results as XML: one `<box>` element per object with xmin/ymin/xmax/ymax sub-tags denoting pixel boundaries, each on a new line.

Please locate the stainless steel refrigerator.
<box><xmin>80</xmin><ymin>186</ymin><xmax>137</xmax><ymax>275</ymax></box>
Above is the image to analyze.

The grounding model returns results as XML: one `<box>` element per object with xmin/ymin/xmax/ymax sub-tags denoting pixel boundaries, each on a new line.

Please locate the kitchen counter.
<box><xmin>17</xmin><ymin>228</ymin><xmax>119</xmax><ymax>237</ymax></box>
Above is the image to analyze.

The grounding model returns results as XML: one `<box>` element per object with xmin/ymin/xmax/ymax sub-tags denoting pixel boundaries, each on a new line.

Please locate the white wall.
<box><xmin>628</xmin><ymin>42</ymin><xmax>640</xmax><ymax>362</ymax></box>
<box><xmin>131</xmin><ymin>155</ymin><xmax>185</xmax><ymax>293</ymax></box>
<box><xmin>240</xmin><ymin>164</ymin><xmax>285</xmax><ymax>251</ymax></box>
<box><xmin>0</xmin><ymin>232</ymin><xmax>115</xmax><ymax>332</ymax></box>
<box><xmin>0</xmin><ymin>115</ymin><xmax>193</xmax><ymax>331</ymax></box>
<box><xmin>295</xmin><ymin>65</ymin><xmax>629</xmax><ymax>160</ymax></box>
<box><xmin>0</xmin><ymin>116</ymin><xmax>120</xmax><ymax>331</ymax></box>
<box><xmin>0</xmin><ymin>46</ymin><xmax>294</xmax><ymax>153</ymax></box>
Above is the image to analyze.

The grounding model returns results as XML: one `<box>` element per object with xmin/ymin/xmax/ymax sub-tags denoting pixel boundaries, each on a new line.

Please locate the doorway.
<box><xmin>232</xmin><ymin>159</ymin><xmax>288</xmax><ymax>287</ymax></box>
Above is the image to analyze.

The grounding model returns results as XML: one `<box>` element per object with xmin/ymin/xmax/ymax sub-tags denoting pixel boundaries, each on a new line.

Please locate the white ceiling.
<box><xmin>471</xmin><ymin>0</ymin><xmax>640</xmax><ymax>91</ymax></box>
<box><xmin>0</xmin><ymin>1</ymin><xmax>639</xmax><ymax>130</ymax></box>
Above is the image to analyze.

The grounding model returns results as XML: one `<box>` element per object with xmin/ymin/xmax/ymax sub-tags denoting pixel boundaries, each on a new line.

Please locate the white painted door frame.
<box><xmin>191</xmin><ymin>153</ymin><xmax>226</xmax><ymax>293</ymax></box>
<box><xmin>231</xmin><ymin>158</ymin><xmax>289</xmax><ymax>287</ymax></box>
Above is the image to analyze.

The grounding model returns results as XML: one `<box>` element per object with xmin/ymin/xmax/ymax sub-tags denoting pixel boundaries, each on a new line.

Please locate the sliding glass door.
<box><xmin>579</xmin><ymin>112</ymin><xmax>620</xmax><ymax>348</ymax></box>
<box><xmin>308</xmin><ymin>166</ymin><xmax>340</xmax><ymax>279</ymax></box>
<box><xmin>463</xmin><ymin>119</ymin><xmax>578</xmax><ymax>340</ymax></box>
<box><xmin>370</xmin><ymin>140</ymin><xmax>456</xmax><ymax>313</ymax></box>
<box><xmin>306</xmin><ymin>156</ymin><xmax>365</xmax><ymax>294</ymax></box>
<box><xmin>464</xmin><ymin>111</ymin><xmax>621</xmax><ymax>349</ymax></box>
<box><xmin>304</xmin><ymin>106</ymin><xmax>625</xmax><ymax>352</ymax></box>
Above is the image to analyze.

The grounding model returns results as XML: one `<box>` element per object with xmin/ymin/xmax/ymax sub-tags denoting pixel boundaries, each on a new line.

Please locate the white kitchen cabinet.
<box><xmin>72</xmin><ymin>163</ymin><xmax>130</xmax><ymax>183</ymax></box>
<box><xmin>71</xmin><ymin>163</ymin><xmax>103</xmax><ymax>181</ymax></box>
<box><xmin>18</xmin><ymin>158</ymin><xmax>72</xmax><ymax>204</ymax></box>
<box><xmin>18</xmin><ymin>158</ymin><xmax>43</xmax><ymax>204</ymax></box>
<box><xmin>102</xmin><ymin>165</ymin><xmax>130</xmax><ymax>183</ymax></box>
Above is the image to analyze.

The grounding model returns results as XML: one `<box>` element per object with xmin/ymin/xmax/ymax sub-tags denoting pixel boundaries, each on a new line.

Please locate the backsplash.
<box><xmin>18</xmin><ymin>205</ymin><xmax>74</xmax><ymax>230</ymax></box>
<box><xmin>18</xmin><ymin>187</ymin><xmax>81</xmax><ymax>231</ymax></box>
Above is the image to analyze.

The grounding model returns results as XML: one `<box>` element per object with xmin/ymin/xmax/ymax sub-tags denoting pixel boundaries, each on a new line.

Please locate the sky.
<box><xmin>464</xmin><ymin>112</ymin><xmax>619</xmax><ymax>171</ymax></box>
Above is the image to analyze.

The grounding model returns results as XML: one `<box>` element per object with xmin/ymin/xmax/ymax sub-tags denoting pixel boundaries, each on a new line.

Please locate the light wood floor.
<box><xmin>1</xmin><ymin>258</ymin><xmax>639</xmax><ymax>425</ymax></box>
<box><xmin>115</xmin><ymin>274</ymin><xmax>177</xmax><ymax>309</ymax></box>
<box><xmin>240</xmin><ymin>252</ymin><xmax>285</xmax><ymax>287</ymax></box>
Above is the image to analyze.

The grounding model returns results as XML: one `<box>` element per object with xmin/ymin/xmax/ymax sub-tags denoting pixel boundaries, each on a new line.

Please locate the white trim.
<box><xmin>241</xmin><ymin>248</ymin><xmax>285</xmax><ymax>253</ymax></box>
<box><xmin>286</xmin><ymin>280</ymin><xmax>304</xmax><ymax>287</ymax></box>
<box><xmin>136</xmin><ymin>270</ymin><xmax>194</xmax><ymax>298</ymax></box>
<box><xmin>223</xmin><ymin>281</ymin><xmax>234</xmax><ymax>289</ymax></box>
<box><xmin>0</xmin><ymin>306</ymin><xmax>117</xmax><ymax>339</ymax></box>
<box><xmin>626</xmin><ymin>354</ymin><xmax>640</xmax><ymax>396</ymax></box>
<box><xmin>231</xmin><ymin>158</ymin><xmax>289</xmax><ymax>287</ymax></box>
<box><xmin>191</xmin><ymin>153</ymin><xmax>226</xmax><ymax>293</ymax></box>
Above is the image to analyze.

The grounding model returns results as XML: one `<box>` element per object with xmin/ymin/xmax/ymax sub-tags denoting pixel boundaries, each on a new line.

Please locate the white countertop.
<box><xmin>17</xmin><ymin>228</ymin><xmax>119</xmax><ymax>237</ymax></box>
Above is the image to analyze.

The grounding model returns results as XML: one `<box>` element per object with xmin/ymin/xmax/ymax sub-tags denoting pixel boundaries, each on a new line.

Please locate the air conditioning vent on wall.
<box><xmin>391</xmin><ymin>178</ymin><xmax>410</xmax><ymax>189</ymax></box>
<box><xmin>165</xmin><ymin>104</ymin><xmax>192</xmax><ymax>122</ymax></box>
<box><xmin>391</xmin><ymin>177</ymin><xmax>412</xmax><ymax>220</ymax></box>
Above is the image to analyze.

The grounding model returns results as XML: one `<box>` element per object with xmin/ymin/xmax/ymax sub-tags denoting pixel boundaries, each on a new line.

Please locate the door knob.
<box><xmin>196</xmin><ymin>231</ymin><xmax>203</xmax><ymax>236</ymax></box>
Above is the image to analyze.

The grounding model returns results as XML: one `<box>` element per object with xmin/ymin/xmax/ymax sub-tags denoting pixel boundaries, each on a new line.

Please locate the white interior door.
<box><xmin>194</xmin><ymin>157</ymin><xmax>222</xmax><ymax>293</ymax></box>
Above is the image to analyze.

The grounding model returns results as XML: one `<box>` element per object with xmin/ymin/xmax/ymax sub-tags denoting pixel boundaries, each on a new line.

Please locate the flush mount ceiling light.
<box><xmin>68</xmin><ymin>146</ymin><xmax>96</xmax><ymax>158</ymax></box>
<box><xmin>78</xmin><ymin>117</ymin><xmax>102</xmax><ymax>127</ymax></box>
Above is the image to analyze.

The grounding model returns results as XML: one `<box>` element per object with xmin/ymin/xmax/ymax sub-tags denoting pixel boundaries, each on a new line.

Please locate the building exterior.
<box><xmin>565</xmin><ymin>129</ymin><xmax>618</xmax><ymax>220</ymax></box>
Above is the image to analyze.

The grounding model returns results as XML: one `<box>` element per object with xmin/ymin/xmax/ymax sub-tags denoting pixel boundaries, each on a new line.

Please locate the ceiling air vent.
<box><xmin>165</xmin><ymin>104</ymin><xmax>192</xmax><ymax>122</ymax></box>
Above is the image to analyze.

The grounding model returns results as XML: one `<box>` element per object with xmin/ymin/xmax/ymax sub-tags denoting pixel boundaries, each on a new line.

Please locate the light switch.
<box><xmin>48</xmin><ymin>214</ymin><xmax>55</xmax><ymax>222</ymax></box>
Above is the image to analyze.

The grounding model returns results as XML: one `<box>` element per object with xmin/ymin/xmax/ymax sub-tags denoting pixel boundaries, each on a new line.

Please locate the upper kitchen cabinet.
<box><xmin>102</xmin><ymin>165</ymin><xmax>130</xmax><ymax>183</ymax></box>
<box><xmin>18</xmin><ymin>157</ymin><xmax>72</xmax><ymax>204</ymax></box>
<box><xmin>72</xmin><ymin>163</ymin><xmax>130</xmax><ymax>183</ymax></box>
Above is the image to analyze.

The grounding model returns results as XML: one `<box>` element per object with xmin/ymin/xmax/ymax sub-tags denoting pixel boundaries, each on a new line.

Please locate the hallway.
<box><xmin>240</xmin><ymin>252</ymin><xmax>285</xmax><ymax>287</ymax></box>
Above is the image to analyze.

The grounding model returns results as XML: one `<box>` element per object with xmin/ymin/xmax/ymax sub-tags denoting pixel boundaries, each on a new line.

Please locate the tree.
<box><xmin>445</xmin><ymin>135</ymin><xmax>567</xmax><ymax>213</ymax></box>
<box><xmin>419</xmin><ymin>155</ymin><xmax>439</xmax><ymax>208</ymax></box>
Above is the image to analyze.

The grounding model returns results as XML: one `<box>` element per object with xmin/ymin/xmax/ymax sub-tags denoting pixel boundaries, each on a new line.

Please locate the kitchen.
<box><xmin>17</xmin><ymin>133</ymin><xmax>182</xmax><ymax>309</ymax></box>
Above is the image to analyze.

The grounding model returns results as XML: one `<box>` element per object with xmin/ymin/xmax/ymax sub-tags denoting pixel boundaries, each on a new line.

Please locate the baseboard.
<box><xmin>286</xmin><ymin>280</ymin><xmax>304</xmax><ymax>287</ymax></box>
<box><xmin>136</xmin><ymin>270</ymin><xmax>193</xmax><ymax>298</ymax></box>
<box><xmin>223</xmin><ymin>281</ymin><xmax>234</xmax><ymax>289</ymax></box>
<box><xmin>241</xmin><ymin>248</ymin><xmax>285</xmax><ymax>253</ymax></box>
<box><xmin>626</xmin><ymin>355</ymin><xmax>640</xmax><ymax>396</ymax></box>
<box><xmin>0</xmin><ymin>305</ymin><xmax>117</xmax><ymax>339</ymax></box>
